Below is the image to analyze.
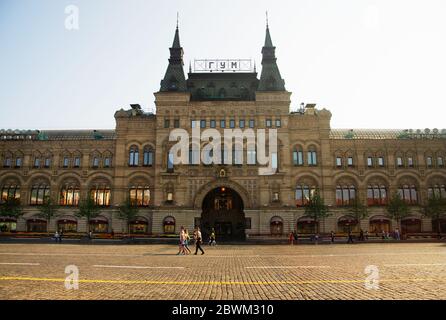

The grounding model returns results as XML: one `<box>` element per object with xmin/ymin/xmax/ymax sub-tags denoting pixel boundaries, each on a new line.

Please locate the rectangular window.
<box><xmin>4</xmin><ymin>158</ymin><xmax>11</xmax><ymax>167</ymax></box>
<box><xmin>271</xmin><ymin>152</ymin><xmax>278</xmax><ymax>170</ymax></box>
<box><xmin>239</xmin><ymin>119</ymin><xmax>245</xmax><ymax>128</ymax></box>
<box><xmin>347</xmin><ymin>157</ymin><xmax>353</xmax><ymax>167</ymax></box>
<box><xmin>229</xmin><ymin>119</ymin><xmax>235</xmax><ymax>128</ymax></box>
<box><xmin>378</xmin><ymin>157</ymin><xmax>384</xmax><ymax>167</ymax></box>
<box><xmin>200</xmin><ymin>119</ymin><xmax>206</xmax><ymax>128</ymax></box>
<box><xmin>34</xmin><ymin>158</ymin><xmax>40</xmax><ymax>168</ymax></box>
<box><xmin>74</xmin><ymin>157</ymin><xmax>80</xmax><ymax>168</ymax></box>
<box><xmin>15</xmin><ymin>158</ymin><xmax>22</xmax><ymax>167</ymax></box>
<box><xmin>220</xmin><ymin>120</ymin><xmax>226</xmax><ymax>128</ymax></box>
<box><xmin>44</xmin><ymin>158</ymin><xmax>51</xmax><ymax>168</ymax></box>
<box><xmin>93</xmin><ymin>157</ymin><xmax>99</xmax><ymax>168</ymax></box>
<box><xmin>249</xmin><ymin>119</ymin><xmax>255</xmax><ymax>128</ymax></box>
<box><xmin>308</xmin><ymin>151</ymin><xmax>317</xmax><ymax>166</ymax></box>
<box><xmin>266</xmin><ymin>119</ymin><xmax>272</xmax><ymax>128</ymax></box>
<box><xmin>104</xmin><ymin>157</ymin><xmax>111</xmax><ymax>168</ymax></box>
<box><xmin>396</xmin><ymin>157</ymin><xmax>403</xmax><ymax>167</ymax></box>
<box><xmin>174</xmin><ymin>119</ymin><xmax>180</xmax><ymax>128</ymax></box>
<box><xmin>367</xmin><ymin>157</ymin><xmax>373</xmax><ymax>167</ymax></box>
<box><xmin>247</xmin><ymin>150</ymin><xmax>256</xmax><ymax>165</ymax></box>
<box><xmin>275</xmin><ymin>119</ymin><xmax>281</xmax><ymax>127</ymax></box>
<box><xmin>191</xmin><ymin>120</ymin><xmax>196</xmax><ymax>128</ymax></box>
<box><xmin>293</xmin><ymin>151</ymin><xmax>304</xmax><ymax>166</ymax></box>
<box><xmin>63</xmin><ymin>157</ymin><xmax>69</xmax><ymax>168</ymax></box>
<box><xmin>438</xmin><ymin>157</ymin><xmax>444</xmax><ymax>167</ymax></box>
<box><xmin>426</xmin><ymin>157</ymin><xmax>433</xmax><ymax>167</ymax></box>
<box><xmin>167</xmin><ymin>152</ymin><xmax>174</xmax><ymax>171</ymax></box>
<box><xmin>336</xmin><ymin>157</ymin><xmax>342</xmax><ymax>167</ymax></box>
<box><xmin>164</xmin><ymin>119</ymin><xmax>170</xmax><ymax>128</ymax></box>
<box><xmin>210</xmin><ymin>120</ymin><xmax>216</xmax><ymax>128</ymax></box>
<box><xmin>408</xmin><ymin>157</ymin><xmax>414</xmax><ymax>167</ymax></box>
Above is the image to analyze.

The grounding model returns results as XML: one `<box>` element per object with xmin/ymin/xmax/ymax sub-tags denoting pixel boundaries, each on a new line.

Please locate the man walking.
<box><xmin>194</xmin><ymin>227</ymin><xmax>205</xmax><ymax>255</ymax></box>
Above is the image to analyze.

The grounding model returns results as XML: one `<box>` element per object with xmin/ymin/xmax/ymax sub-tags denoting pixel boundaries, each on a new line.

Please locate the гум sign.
<box><xmin>194</xmin><ymin>59</ymin><xmax>252</xmax><ymax>72</ymax></box>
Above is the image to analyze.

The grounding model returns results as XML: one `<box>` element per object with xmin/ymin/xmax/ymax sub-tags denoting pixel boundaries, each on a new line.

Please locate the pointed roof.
<box><xmin>264</xmin><ymin>26</ymin><xmax>273</xmax><ymax>47</ymax></box>
<box><xmin>172</xmin><ymin>26</ymin><xmax>181</xmax><ymax>48</ymax></box>
<box><xmin>160</xmin><ymin>25</ymin><xmax>187</xmax><ymax>92</ymax></box>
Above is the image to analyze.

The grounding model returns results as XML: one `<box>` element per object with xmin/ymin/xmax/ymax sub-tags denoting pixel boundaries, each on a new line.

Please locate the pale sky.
<box><xmin>0</xmin><ymin>0</ymin><xmax>445</xmax><ymax>130</ymax></box>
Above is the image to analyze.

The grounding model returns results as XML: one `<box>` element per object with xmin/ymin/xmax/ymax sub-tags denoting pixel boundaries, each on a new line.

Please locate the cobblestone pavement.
<box><xmin>1</xmin><ymin>242</ymin><xmax>446</xmax><ymax>300</ymax></box>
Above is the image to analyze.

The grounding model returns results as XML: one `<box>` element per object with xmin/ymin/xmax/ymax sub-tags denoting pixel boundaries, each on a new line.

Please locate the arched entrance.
<box><xmin>201</xmin><ymin>186</ymin><xmax>245</xmax><ymax>241</ymax></box>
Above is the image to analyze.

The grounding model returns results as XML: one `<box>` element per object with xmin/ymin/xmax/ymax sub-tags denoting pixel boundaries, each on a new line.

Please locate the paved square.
<box><xmin>1</xmin><ymin>242</ymin><xmax>446</xmax><ymax>300</ymax></box>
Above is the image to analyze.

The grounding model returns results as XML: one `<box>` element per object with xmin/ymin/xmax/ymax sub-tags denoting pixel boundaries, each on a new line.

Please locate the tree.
<box><xmin>37</xmin><ymin>196</ymin><xmax>58</xmax><ymax>233</ymax></box>
<box><xmin>117</xmin><ymin>197</ymin><xmax>139</xmax><ymax>235</ymax></box>
<box><xmin>386</xmin><ymin>192</ymin><xmax>411</xmax><ymax>233</ymax></box>
<box><xmin>423</xmin><ymin>193</ymin><xmax>446</xmax><ymax>238</ymax></box>
<box><xmin>346</xmin><ymin>197</ymin><xmax>369</xmax><ymax>231</ymax></box>
<box><xmin>0</xmin><ymin>196</ymin><xmax>23</xmax><ymax>220</ymax></box>
<box><xmin>76</xmin><ymin>196</ymin><xmax>100</xmax><ymax>234</ymax></box>
<box><xmin>304</xmin><ymin>191</ymin><xmax>331</xmax><ymax>234</ymax></box>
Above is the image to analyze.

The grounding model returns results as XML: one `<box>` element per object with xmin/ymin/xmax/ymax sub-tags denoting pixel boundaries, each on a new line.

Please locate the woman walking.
<box><xmin>184</xmin><ymin>229</ymin><xmax>192</xmax><ymax>254</ymax></box>
<box><xmin>177</xmin><ymin>226</ymin><xmax>186</xmax><ymax>255</ymax></box>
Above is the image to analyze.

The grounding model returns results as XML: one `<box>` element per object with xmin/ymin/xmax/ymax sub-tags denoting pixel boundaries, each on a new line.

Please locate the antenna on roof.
<box><xmin>176</xmin><ymin>12</ymin><xmax>179</xmax><ymax>29</ymax></box>
<box><xmin>266</xmin><ymin>11</ymin><xmax>269</xmax><ymax>27</ymax></box>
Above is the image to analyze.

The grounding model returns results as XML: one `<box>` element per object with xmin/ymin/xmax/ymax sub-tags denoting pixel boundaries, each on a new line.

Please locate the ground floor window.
<box><xmin>57</xmin><ymin>219</ymin><xmax>77</xmax><ymax>232</ymax></box>
<box><xmin>129</xmin><ymin>219</ymin><xmax>148</xmax><ymax>234</ymax></box>
<box><xmin>369</xmin><ymin>217</ymin><xmax>391</xmax><ymax>234</ymax></box>
<box><xmin>89</xmin><ymin>219</ymin><xmax>108</xmax><ymax>233</ymax></box>
<box><xmin>401</xmin><ymin>218</ymin><xmax>421</xmax><ymax>234</ymax></box>
<box><xmin>27</xmin><ymin>219</ymin><xmax>47</xmax><ymax>232</ymax></box>
<box><xmin>0</xmin><ymin>218</ymin><xmax>17</xmax><ymax>232</ymax></box>
<box><xmin>296</xmin><ymin>217</ymin><xmax>317</xmax><ymax>234</ymax></box>
<box><xmin>163</xmin><ymin>216</ymin><xmax>175</xmax><ymax>234</ymax></box>
<box><xmin>270</xmin><ymin>216</ymin><xmax>283</xmax><ymax>235</ymax></box>
<box><xmin>337</xmin><ymin>216</ymin><xmax>359</xmax><ymax>233</ymax></box>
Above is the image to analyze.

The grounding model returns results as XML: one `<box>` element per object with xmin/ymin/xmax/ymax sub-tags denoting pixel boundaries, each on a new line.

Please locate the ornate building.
<box><xmin>1</xmin><ymin>24</ymin><xmax>445</xmax><ymax>239</ymax></box>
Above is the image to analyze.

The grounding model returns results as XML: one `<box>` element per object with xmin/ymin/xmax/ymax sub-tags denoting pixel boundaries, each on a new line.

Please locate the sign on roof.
<box><xmin>193</xmin><ymin>59</ymin><xmax>252</xmax><ymax>72</ymax></box>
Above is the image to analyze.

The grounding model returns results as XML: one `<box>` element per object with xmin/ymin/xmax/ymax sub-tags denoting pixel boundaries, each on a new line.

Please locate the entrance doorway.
<box><xmin>201</xmin><ymin>187</ymin><xmax>245</xmax><ymax>241</ymax></box>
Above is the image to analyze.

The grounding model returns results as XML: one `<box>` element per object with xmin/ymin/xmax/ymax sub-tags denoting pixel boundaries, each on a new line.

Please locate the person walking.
<box><xmin>209</xmin><ymin>228</ymin><xmax>216</xmax><ymax>246</ymax></box>
<box><xmin>184</xmin><ymin>229</ymin><xmax>192</xmax><ymax>254</ymax></box>
<box><xmin>359</xmin><ymin>229</ymin><xmax>364</xmax><ymax>241</ymax></box>
<box><xmin>59</xmin><ymin>229</ymin><xmax>63</xmax><ymax>243</ymax></box>
<box><xmin>289</xmin><ymin>232</ymin><xmax>294</xmax><ymax>245</ymax></box>
<box><xmin>365</xmin><ymin>230</ymin><xmax>369</xmax><ymax>241</ymax></box>
<box><xmin>54</xmin><ymin>231</ymin><xmax>60</xmax><ymax>243</ymax></box>
<box><xmin>194</xmin><ymin>227</ymin><xmax>205</xmax><ymax>255</ymax></box>
<box><xmin>330</xmin><ymin>231</ymin><xmax>335</xmax><ymax>244</ymax></box>
<box><xmin>347</xmin><ymin>230</ymin><xmax>354</xmax><ymax>243</ymax></box>
<box><xmin>293</xmin><ymin>230</ymin><xmax>298</xmax><ymax>245</ymax></box>
<box><xmin>177</xmin><ymin>227</ymin><xmax>185</xmax><ymax>255</ymax></box>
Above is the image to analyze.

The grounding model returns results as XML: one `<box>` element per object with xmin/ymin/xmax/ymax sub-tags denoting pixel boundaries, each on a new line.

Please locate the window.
<box><xmin>163</xmin><ymin>216</ymin><xmax>175</xmax><ymax>233</ymax></box>
<box><xmin>428</xmin><ymin>185</ymin><xmax>446</xmax><ymax>199</ymax></box>
<box><xmin>233</xmin><ymin>144</ymin><xmax>243</xmax><ymax>165</ymax></box>
<box><xmin>143</xmin><ymin>147</ymin><xmax>154</xmax><ymax>166</ymax></box>
<box><xmin>247</xmin><ymin>146</ymin><xmax>256</xmax><ymax>165</ymax></box>
<box><xmin>210</xmin><ymin>120</ymin><xmax>216</xmax><ymax>128</ymax></box>
<box><xmin>426</xmin><ymin>156</ymin><xmax>433</xmax><ymax>168</ymax></box>
<box><xmin>336</xmin><ymin>157</ymin><xmax>342</xmax><ymax>167</ymax></box>
<box><xmin>347</xmin><ymin>157</ymin><xmax>354</xmax><ymax>167</ymax></box>
<box><xmin>266</xmin><ymin>119</ymin><xmax>272</xmax><ymax>128</ymax></box>
<box><xmin>44</xmin><ymin>158</ymin><xmax>51</xmax><ymax>168</ymax></box>
<box><xmin>174</xmin><ymin>119</ymin><xmax>180</xmax><ymax>128</ymax></box>
<box><xmin>295</xmin><ymin>185</ymin><xmax>317</xmax><ymax>206</ymax></box>
<box><xmin>63</xmin><ymin>157</ymin><xmax>70</xmax><ymax>168</ymax></box>
<box><xmin>15</xmin><ymin>157</ymin><xmax>22</xmax><ymax>168</ymax></box>
<box><xmin>73</xmin><ymin>157</ymin><xmax>80</xmax><ymax>168</ymax></box>
<box><xmin>30</xmin><ymin>184</ymin><xmax>50</xmax><ymax>205</ymax></box>
<box><xmin>104</xmin><ymin>157</ymin><xmax>111</xmax><ymax>168</ymax></box>
<box><xmin>307</xmin><ymin>149</ymin><xmax>317</xmax><ymax>166</ymax></box>
<box><xmin>249</xmin><ymin>119</ymin><xmax>255</xmax><ymax>128</ymax></box>
<box><xmin>367</xmin><ymin>157</ymin><xmax>373</xmax><ymax>167</ymax></box>
<box><xmin>59</xmin><ymin>185</ymin><xmax>80</xmax><ymax>206</ymax></box>
<box><xmin>378</xmin><ymin>157</ymin><xmax>384</xmax><ymax>167</ymax></box>
<box><xmin>129</xmin><ymin>186</ymin><xmax>150</xmax><ymax>206</ymax></box>
<box><xmin>92</xmin><ymin>157</ymin><xmax>99</xmax><ymax>168</ymax></box>
<box><xmin>191</xmin><ymin>120</ymin><xmax>197</xmax><ymax>128</ymax></box>
<box><xmin>220</xmin><ymin>120</ymin><xmax>226</xmax><ymax>128</ymax></box>
<box><xmin>129</xmin><ymin>146</ymin><xmax>139</xmax><ymax>166</ymax></box>
<box><xmin>229</xmin><ymin>119</ymin><xmax>235</xmax><ymax>128</ymax></box>
<box><xmin>396</xmin><ymin>157</ymin><xmax>403</xmax><ymax>167</ymax></box>
<box><xmin>0</xmin><ymin>185</ymin><xmax>20</xmax><ymax>203</ymax></box>
<box><xmin>275</xmin><ymin>119</ymin><xmax>281</xmax><ymax>127</ymax></box>
<box><xmin>164</xmin><ymin>119</ymin><xmax>170</xmax><ymax>128</ymax></box>
<box><xmin>189</xmin><ymin>146</ymin><xmax>199</xmax><ymax>165</ymax></box>
<box><xmin>407</xmin><ymin>157</ymin><xmax>414</xmax><ymax>167</ymax></box>
<box><xmin>3</xmin><ymin>158</ymin><xmax>11</xmax><ymax>168</ymax></box>
<box><xmin>271</xmin><ymin>152</ymin><xmax>278</xmax><ymax>170</ymax></box>
<box><xmin>239</xmin><ymin>119</ymin><xmax>245</xmax><ymax>128</ymax></box>
<box><xmin>438</xmin><ymin>157</ymin><xmax>444</xmax><ymax>167</ymax></box>
<box><xmin>336</xmin><ymin>185</ymin><xmax>356</xmax><ymax>206</ymax></box>
<box><xmin>293</xmin><ymin>149</ymin><xmax>304</xmax><ymax>166</ymax></box>
<box><xmin>34</xmin><ymin>158</ymin><xmax>41</xmax><ymax>168</ymax></box>
<box><xmin>167</xmin><ymin>152</ymin><xmax>174</xmax><ymax>172</ymax></box>
<box><xmin>200</xmin><ymin>119</ymin><xmax>206</xmax><ymax>128</ymax></box>
<box><xmin>367</xmin><ymin>185</ymin><xmax>387</xmax><ymax>206</ymax></box>
<box><xmin>398</xmin><ymin>185</ymin><xmax>418</xmax><ymax>204</ymax></box>
<box><xmin>90</xmin><ymin>185</ymin><xmax>111</xmax><ymax>206</ymax></box>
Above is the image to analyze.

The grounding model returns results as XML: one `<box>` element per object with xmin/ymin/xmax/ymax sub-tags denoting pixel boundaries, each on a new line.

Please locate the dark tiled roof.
<box><xmin>40</xmin><ymin>130</ymin><xmax>116</xmax><ymax>140</ymax></box>
<box><xmin>330</xmin><ymin>129</ymin><xmax>446</xmax><ymax>140</ymax></box>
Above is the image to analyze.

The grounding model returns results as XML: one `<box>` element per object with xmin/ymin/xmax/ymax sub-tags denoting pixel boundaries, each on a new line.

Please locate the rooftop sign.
<box><xmin>193</xmin><ymin>59</ymin><xmax>253</xmax><ymax>73</ymax></box>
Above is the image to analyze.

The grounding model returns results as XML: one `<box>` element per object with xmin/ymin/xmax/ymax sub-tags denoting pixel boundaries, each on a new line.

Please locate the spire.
<box><xmin>160</xmin><ymin>21</ymin><xmax>187</xmax><ymax>92</ymax></box>
<box><xmin>258</xmin><ymin>19</ymin><xmax>285</xmax><ymax>91</ymax></box>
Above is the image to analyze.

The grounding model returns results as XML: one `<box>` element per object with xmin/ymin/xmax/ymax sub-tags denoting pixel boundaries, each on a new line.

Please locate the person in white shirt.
<box><xmin>194</xmin><ymin>227</ymin><xmax>205</xmax><ymax>255</ymax></box>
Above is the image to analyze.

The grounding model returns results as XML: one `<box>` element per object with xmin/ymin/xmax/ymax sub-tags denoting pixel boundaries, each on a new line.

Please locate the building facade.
<box><xmin>1</xmin><ymin>25</ymin><xmax>446</xmax><ymax>239</ymax></box>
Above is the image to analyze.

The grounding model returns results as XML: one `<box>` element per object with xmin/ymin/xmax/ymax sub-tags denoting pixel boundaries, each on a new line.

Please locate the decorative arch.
<box><xmin>193</xmin><ymin>179</ymin><xmax>251</xmax><ymax>209</ymax></box>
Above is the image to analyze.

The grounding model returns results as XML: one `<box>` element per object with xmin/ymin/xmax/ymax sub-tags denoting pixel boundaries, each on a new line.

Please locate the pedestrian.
<box><xmin>289</xmin><ymin>231</ymin><xmax>294</xmax><ymax>245</ymax></box>
<box><xmin>365</xmin><ymin>230</ymin><xmax>369</xmax><ymax>241</ymax></box>
<box><xmin>54</xmin><ymin>231</ymin><xmax>60</xmax><ymax>243</ymax></box>
<box><xmin>347</xmin><ymin>230</ymin><xmax>354</xmax><ymax>243</ymax></box>
<box><xmin>209</xmin><ymin>228</ymin><xmax>216</xmax><ymax>246</ymax></box>
<box><xmin>381</xmin><ymin>230</ymin><xmax>385</xmax><ymax>240</ymax></box>
<box><xmin>111</xmin><ymin>229</ymin><xmax>115</xmax><ymax>239</ymax></box>
<box><xmin>293</xmin><ymin>230</ymin><xmax>298</xmax><ymax>244</ymax></box>
<box><xmin>330</xmin><ymin>230</ymin><xmax>335</xmax><ymax>243</ymax></box>
<box><xmin>194</xmin><ymin>227</ymin><xmax>205</xmax><ymax>255</ymax></box>
<box><xmin>314</xmin><ymin>233</ymin><xmax>319</xmax><ymax>245</ymax></box>
<box><xmin>184</xmin><ymin>229</ymin><xmax>192</xmax><ymax>254</ymax></box>
<box><xmin>395</xmin><ymin>228</ymin><xmax>400</xmax><ymax>240</ymax></box>
<box><xmin>359</xmin><ymin>229</ymin><xmax>364</xmax><ymax>241</ymax></box>
<box><xmin>59</xmin><ymin>229</ymin><xmax>63</xmax><ymax>243</ymax></box>
<box><xmin>177</xmin><ymin>226</ymin><xmax>185</xmax><ymax>255</ymax></box>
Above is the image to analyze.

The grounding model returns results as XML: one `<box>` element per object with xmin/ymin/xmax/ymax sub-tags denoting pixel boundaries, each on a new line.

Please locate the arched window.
<box><xmin>167</xmin><ymin>151</ymin><xmax>174</xmax><ymax>172</ymax></box>
<box><xmin>129</xmin><ymin>146</ymin><xmax>139</xmax><ymax>166</ymax></box>
<box><xmin>338</xmin><ymin>215</ymin><xmax>359</xmax><ymax>233</ymax></box>
<box><xmin>30</xmin><ymin>183</ymin><xmax>50</xmax><ymax>205</ymax></box>
<box><xmin>307</xmin><ymin>146</ymin><xmax>317</xmax><ymax>166</ymax></box>
<box><xmin>0</xmin><ymin>183</ymin><xmax>20</xmax><ymax>203</ymax></box>
<box><xmin>59</xmin><ymin>183</ymin><xmax>80</xmax><ymax>206</ymax></box>
<box><xmin>293</xmin><ymin>146</ymin><xmax>304</xmax><ymax>166</ymax></box>
<box><xmin>57</xmin><ymin>218</ymin><xmax>77</xmax><ymax>232</ymax></box>
<box><xmin>397</xmin><ymin>184</ymin><xmax>418</xmax><ymax>205</ymax></box>
<box><xmin>14</xmin><ymin>153</ymin><xmax>23</xmax><ymax>168</ymax></box>
<box><xmin>163</xmin><ymin>216</ymin><xmax>175</xmax><ymax>234</ymax></box>
<box><xmin>428</xmin><ymin>184</ymin><xmax>446</xmax><ymax>199</ymax></box>
<box><xmin>90</xmin><ymin>183</ymin><xmax>111</xmax><ymax>206</ymax></box>
<box><xmin>143</xmin><ymin>146</ymin><xmax>154</xmax><ymax>166</ymax></box>
<box><xmin>295</xmin><ymin>185</ymin><xmax>317</xmax><ymax>206</ymax></box>
<box><xmin>367</xmin><ymin>185</ymin><xmax>387</xmax><ymax>206</ymax></box>
<box><xmin>27</xmin><ymin>218</ymin><xmax>47</xmax><ymax>232</ymax></box>
<box><xmin>336</xmin><ymin>185</ymin><xmax>356</xmax><ymax>206</ymax></box>
<box><xmin>270</xmin><ymin>216</ymin><xmax>283</xmax><ymax>235</ymax></box>
<box><xmin>3</xmin><ymin>154</ymin><xmax>12</xmax><ymax>168</ymax></box>
<box><xmin>129</xmin><ymin>186</ymin><xmax>150</xmax><ymax>207</ymax></box>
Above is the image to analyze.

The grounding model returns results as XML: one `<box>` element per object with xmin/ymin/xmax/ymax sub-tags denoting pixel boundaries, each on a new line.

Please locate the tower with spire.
<box><xmin>258</xmin><ymin>16</ymin><xmax>286</xmax><ymax>91</ymax></box>
<box><xmin>160</xmin><ymin>21</ymin><xmax>187</xmax><ymax>92</ymax></box>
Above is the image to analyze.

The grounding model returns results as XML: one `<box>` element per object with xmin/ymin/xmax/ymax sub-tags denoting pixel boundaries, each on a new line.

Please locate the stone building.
<box><xmin>1</xmin><ymin>24</ymin><xmax>445</xmax><ymax>239</ymax></box>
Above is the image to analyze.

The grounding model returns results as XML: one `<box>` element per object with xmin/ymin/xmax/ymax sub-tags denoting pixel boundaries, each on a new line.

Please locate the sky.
<box><xmin>0</xmin><ymin>0</ymin><xmax>445</xmax><ymax>130</ymax></box>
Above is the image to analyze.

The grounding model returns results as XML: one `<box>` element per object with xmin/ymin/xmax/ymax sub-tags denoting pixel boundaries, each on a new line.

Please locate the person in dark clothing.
<box><xmin>194</xmin><ymin>227</ymin><xmax>205</xmax><ymax>255</ymax></box>
<box><xmin>330</xmin><ymin>231</ymin><xmax>335</xmax><ymax>243</ymax></box>
<box><xmin>359</xmin><ymin>229</ymin><xmax>364</xmax><ymax>241</ymax></box>
<box><xmin>347</xmin><ymin>230</ymin><xmax>354</xmax><ymax>243</ymax></box>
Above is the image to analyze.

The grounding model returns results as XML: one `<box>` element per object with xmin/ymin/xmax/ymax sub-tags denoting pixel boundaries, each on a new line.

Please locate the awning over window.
<box><xmin>163</xmin><ymin>216</ymin><xmax>175</xmax><ymax>225</ymax></box>
<box><xmin>270</xmin><ymin>216</ymin><xmax>283</xmax><ymax>224</ymax></box>
<box><xmin>369</xmin><ymin>215</ymin><xmax>390</xmax><ymax>222</ymax></box>
<box><xmin>297</xmin><ymin>216</ymin><xmax>316</xmax><ymax>224</ymax></box>
<box><xmin>338</xmin><ymin>216</ymin><xmax>358</xmax><ymax>224</ymax></box>
<box><xmin>89</xmin><ymin>216</ymin><xmax>108</xmax><ymax>224</ymax></box>
<box><xmin>130</xmin><ymin>217</ymin><xmax>148</xmax><ymax>225</ymax></box>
